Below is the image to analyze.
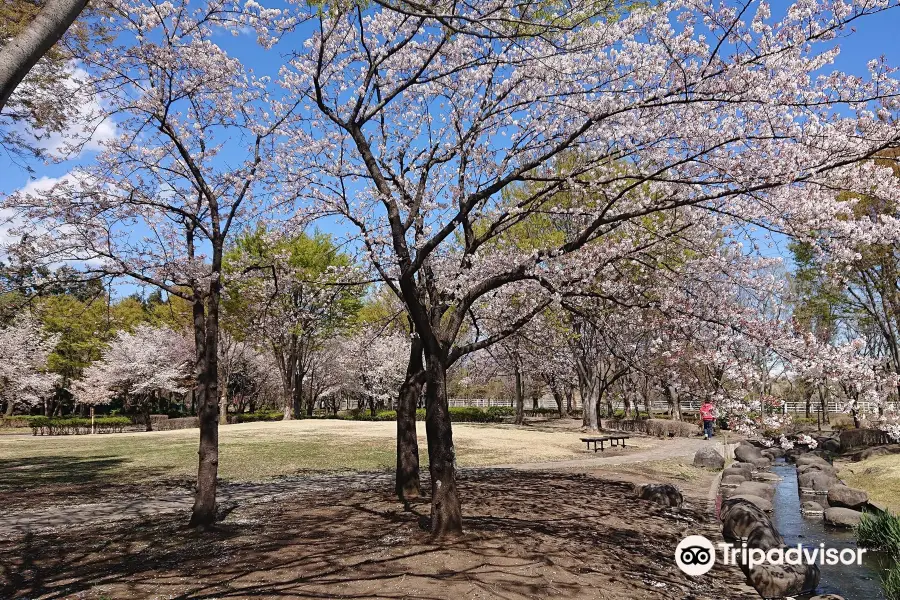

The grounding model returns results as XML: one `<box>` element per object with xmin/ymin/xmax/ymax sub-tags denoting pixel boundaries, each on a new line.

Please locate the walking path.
<box><xmin>0</xmin><ymin>436</ymin><xmax>734</xmax><ymax>537</ymax></box>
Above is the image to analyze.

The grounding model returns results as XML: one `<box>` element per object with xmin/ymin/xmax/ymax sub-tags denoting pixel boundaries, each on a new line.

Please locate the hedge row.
<box><xmin>154</xmin><ymin>417</ymin><xmax>199</xmax><ymax>431</ymax></box>
<box><xmin>328</xmin><ymin>406</ymin><xmax>517</xmax><ymax>423</ymax></box>
<box><xmin>231</xmin><ymin>411</ymin><xmax>285</xmax><ymax>423</ymax></box>
<box><xmin>2</xmin><ymin>415</ymin><xmax>48</xmax><ymax>428</ymax></box>
<box><xmin>601</xmin><ymin>417</ymin><xmax>698</xmax><ymax>438</ymax></box>
<box><xmin>29</xmin><ymin>417</ymin><xmax>133</xmax><ymax>436</ymax></box>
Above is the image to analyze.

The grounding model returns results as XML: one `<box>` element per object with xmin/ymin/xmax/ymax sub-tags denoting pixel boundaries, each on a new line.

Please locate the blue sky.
<box><xmin>2</xmin><ymin>3</ymin><xmax>899</xmax><ymax>285</ymax></box>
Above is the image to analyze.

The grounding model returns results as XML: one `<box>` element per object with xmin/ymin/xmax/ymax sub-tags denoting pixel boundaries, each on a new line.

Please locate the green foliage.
<box><xmin>36</xmin><ymin>294</ymin><xmax>111</xmax><ymax>383</ymax></box>
<box><xmin>234</xmin><ymin>411</ymin><xmax>285</xmax><ymax>423</ymax></box>
<box><xmin>858</xmin><ymin>511</ymin><xmax>900</xmax><ymax>560</ymax></box>
<box><xmin>1</xmin><ymin>414</ymin><xmax>46</xmax><ymax>427</ymax></box>
<box><xmin>882</xmin><ymin>562</ymin><xmax>900</xmax><ymax>600</ymax></box>
<box><xmin>29</xmin><ymin>416</ymin><xmax>132</xmax><ymax>435</ymax></box>
<box><xmin>789</xmin><ymin>241</ymin><xmax>843</xmax><ymax>341</ymax></box>
<box><xmin>223</xmin><ymin>227</ymin><xmax>363</xmax><ymax>340</ymax></box>
<box><xmin>333</xmin><ymin>406</ymin><xmax>510</xmax><ymax>423</ymax></box>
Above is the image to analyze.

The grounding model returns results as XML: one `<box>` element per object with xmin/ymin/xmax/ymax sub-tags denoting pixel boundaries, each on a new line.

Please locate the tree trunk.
<box><xmin>189</xmin><ymin>286</ymin><xmax>221</xmax><ymax>529</ymax></box>
<box><xmin>396</xmin><ymin>332</ymin><xmax>424</xmax><ymax>501</ymax></box>
<box><xmin>666</xmin><ymin>384</ymin><xmax>682</xmax><ymax>421</ymax></box>
<box><xmin>423</xmin><ymin>352</ymin><xmax>462</xmax><ymax>538</ymax></box>
<box><xmin>581</xmin><ymin>375</ymin><xmax>600</xmax><ymax>431</ymax></box>
<box><xmin>0</xmin><ymin>0</ymin><xmax>88</xmax><ymax>113</ymax></box>
<box><xmin>219</xmin><ymin>388</ymin><xmax>228</xmax><ymax>425</ymax></box>
<box><xmin>551</xmin><ymin>386</ymin><xmax>564</xmax><ymax>418</ymax></box>
<box><xmin>5</xmin><ymin>399</ymin><xmax>14</xmax><ymax>416</ymax></box>
<box><xmin>281</xmin><ymin>385</ymin><xmax>292</xmax><ymax>420</ymax></box>
<box><xmin>143</xmin><ymin>400</ymin><xmax>152</xmax><ymax>432</ymax></box>
<box><xmin>514</xmin><ymin>363</ymin><xmax>524</xmax><ymax>425</ymax></box>
<box><xmin>805</xmin><ymin>387</ymin><xmax>812</xmax><ymax>419</ymax></box>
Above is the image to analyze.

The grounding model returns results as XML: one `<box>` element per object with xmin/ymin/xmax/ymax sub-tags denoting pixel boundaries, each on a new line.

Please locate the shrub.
<box><xmin>233</xmin><ymin>411</ymin><xmax>284</xmax><ymax>423</ymax></box>
<box><xmin>645</xmin><ymin>418</ymin><xmax>697</xmax><ymax>438</ymax></box>
<box><xmin>2</xmin><ymin>415</ymin><xmax>44</xmax><ymax>428</ymax></box>
<box><xmin>840</xmin><ymin>428</ymin><xmax>890</xmax><ymax>452</ymax></box>
<box><xmin>882</xmin><ymin>562</ymin><xmax>900</xmax><ymax>600</ymax></box>
<box><xmin>602</xmin><ymin>417</ymin><xmax>697</xmax><ymax>437</ymax></box>
<box><xmin>832</xmin><ymin>421</ymin><xmax>856</xmax><ymax>432</ymax></box>
<box><xmin>30</xmin><ymin>416</ymin><xmax>133</xmax><ymax>435</ymax></box>
<box><xmin>857</xmin><ymin>511</ymin><xmax>900</xmax><ymax>559</ymax></box>
<box><xmin>525</xmin><ymin>407</ymin><xmax>559</xmax><ymax>416</ymax></box>
<box><xmin>486</xmin><ymin>406</ymin><xmax>515</xmax><ymax>418</ymax></box>
<box><xmin>154</xmin><ymin>416</ymin><xmax>199</xmax><ymax>431</ymax></box>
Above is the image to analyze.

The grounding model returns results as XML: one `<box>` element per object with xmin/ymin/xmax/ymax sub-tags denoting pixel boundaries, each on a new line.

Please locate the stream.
<box><xmin>769</xmin><ymin>462</ymin><xmax>887</xmax><ymax>599</ymax></box>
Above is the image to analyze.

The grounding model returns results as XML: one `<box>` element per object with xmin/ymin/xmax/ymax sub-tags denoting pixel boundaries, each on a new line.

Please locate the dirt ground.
<box><xmin>0</xmin><ymin>467</ymin><xmax>755</xmax><ymax>600</ymax></box>
<box><xmin>0</xmin><ymin>420</ymin><xmax>755</xmax><ymax>599</ymax></box>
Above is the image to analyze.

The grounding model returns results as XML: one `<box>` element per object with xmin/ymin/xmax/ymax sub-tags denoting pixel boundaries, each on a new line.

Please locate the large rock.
<box><xmin>734</xmin><ymin>481</ymin><xmax>776</xmax><ymax>501</ymax></box>
<box><xmin>693</xmin><ymin>446</ymin><xmax>725</xmax><ymax>469</ymax></box>
<box><xmin>827</xmin><ymin>485</ymin><xmax>868</xmax><ymax>510</ymax></box>
<box><xmin>801</xmin><ymin>500</ymin><xmax>824</xmax><ymax>515</ymax></box>
<box><xmin>721</xmin><ymin>498</ymin><xmax>780</xmax><ymax>542</ymax></box>
<box><xmin>637</xmin><ymin>483</ymin><xmax>683</xmax><ymax>507</ymax></box>
<box><xmin>751</xmin><ymin>456</ymin><xmax>772</xmax><ymax>469</ymax></box>
<box><xmin>797</xmin><ymin>463</ymin><xmax>838</xmax><ymax>477</ymax></box>
<box><xmin>798</xmin><ymin>470</ymin><xmax>837</xmax><ymax>493</ymax></box>
<box><xmin>743</xmin><ymin>559</ymin><xmax>820</xmax><ymax>599</ymax></box>
<box><xmin>722</xmin><ymin>467</ymin><xmax>751</xmax><ymax>480</ymax></box>
<box><xmin>753</xmin><ymin>472</ymin><xmax>782</xmax><ymax>483</ymax></box>
<box><xmin>762</xmin><ymin>447</ymin><xmax>785</xmax><ymax>459</ymax></box>
<box><xmin>796</xmin><ymin>454</ymin><xmax>831</xmax><ymax>468</ymax></box>
<box><xmin>810</xmin><ymin>595</ymin><xmax>845</xmax><ymax>600</ymax></box>
<box><xmin>729</xmin><ymin>493</ymin><xmax>774</xmax><ymax>513</ymax></box>
<box><xmin>731</xmin><ymin>461</ymin><xmax>758</xmax><ymax>473</ymax></box>
<box><xmin>721</xmin><ymin>474</ymin><xmax>747</xmax><ymax>487</ymax></box>
<box><xmin>824</xmin><ymin>507</ymin><xmax>864</xmax><ymax>528</ymax></box>
<box><xmin>821</xmin><ymin>438</ymin><xmax>841</xmax><ymax>453</ymax></box>
<box><xmin>735</xmin><ymin>444</ymin><xmax>764</xmax><ymax>463</ymax></box>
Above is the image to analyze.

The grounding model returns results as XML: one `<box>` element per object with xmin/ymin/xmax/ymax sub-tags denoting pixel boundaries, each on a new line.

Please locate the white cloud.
<box><xmin>5</xmin><ymin>65</ymin><xmax>116</xmax><ymax>159</ymax></box>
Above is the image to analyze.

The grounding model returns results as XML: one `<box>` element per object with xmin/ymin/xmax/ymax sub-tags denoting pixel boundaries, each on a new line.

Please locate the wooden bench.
<box><xmin>580</xmin><ymin>435</ymin><xmax>630</xmax><ymax>452</ymax></box>
<box><xmin>581</xmin><ymin>436</ymin><xmax>609</xmax><ymax>452</ymax></box>
<box><xmin>608</xmin><ymin>435</ymin><xmax>629</xmax><ymax>448</ymax></box>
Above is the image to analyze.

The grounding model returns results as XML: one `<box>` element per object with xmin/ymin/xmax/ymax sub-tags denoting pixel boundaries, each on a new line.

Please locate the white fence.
<box><xmin>448</xmin><ymin>397</ymin><xmax>882</xmax><ymax>414</ymax></box>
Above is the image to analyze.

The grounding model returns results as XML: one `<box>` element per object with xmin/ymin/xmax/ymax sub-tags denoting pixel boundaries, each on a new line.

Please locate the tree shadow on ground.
<box><xmin>0</xmin><ymin>455</ymin><xmax>180</xmax><ymax>511</ymax></box>
<box><xmin>0</xmin><ymin>456</ymin><xmax>129</xmax><ymax>489</ymax></box>
<box><xmin>0</xmin><ymin>469</ymin><xmax>756</xmax><ymax>600</ymax></box>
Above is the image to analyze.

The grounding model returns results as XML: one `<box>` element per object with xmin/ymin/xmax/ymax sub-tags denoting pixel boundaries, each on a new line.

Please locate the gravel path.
<box><xmin>0</xmin><ymin>436</ymin><xmax>734</xmax><ymax>537</ymax></box>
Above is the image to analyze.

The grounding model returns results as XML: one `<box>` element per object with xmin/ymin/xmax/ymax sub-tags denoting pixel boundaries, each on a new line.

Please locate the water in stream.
<box><xmin>769</xmin><ymin>462</ymin><xmax>887</xmax><ymax>599</ymax></box>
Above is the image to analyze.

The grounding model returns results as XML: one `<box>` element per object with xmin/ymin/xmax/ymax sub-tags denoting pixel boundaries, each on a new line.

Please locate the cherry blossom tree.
<box><xmin>334</xmin><ymin>325</ymin><xmax>410</xmax><ymax>414</ymax></box>
<box><xmin>0</xmin><ymin>312</ymin><xmax>59</xmax><ymax>414</ymax></box>
<box><xmin>73</xmin><ymin>323</ymin><xmax>193</xmax><ymax>427</ymax></box>
<box><xmin>2</xmin><ymin>0</ymin><xmax>296</xmax><ymax>527</ymax></box>
<box><xmin>276</xmin><ymin>0</ymin><xmax>900</xmax><ymax>535</ymax></box>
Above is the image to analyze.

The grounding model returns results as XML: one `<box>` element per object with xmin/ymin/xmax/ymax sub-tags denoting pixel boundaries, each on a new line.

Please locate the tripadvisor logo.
<box><xmin>675</xmin><ymin>535</ymin><xmax>867</xmax><ymax>576</ymax></box>
<box><xmin>675</xmin><ymin>535</ymin><xmax>716</xmax><ymax>576</ymax></box>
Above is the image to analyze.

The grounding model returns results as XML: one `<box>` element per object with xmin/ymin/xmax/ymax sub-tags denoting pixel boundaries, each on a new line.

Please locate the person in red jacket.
<box><xmin>700</xmin><ymin>401</ymin><xmax>716</xmax><ymax>439</ymax></box>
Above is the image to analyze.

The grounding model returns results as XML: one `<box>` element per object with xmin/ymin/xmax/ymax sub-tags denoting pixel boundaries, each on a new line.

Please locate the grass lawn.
<box><xmin>0</xmin><ymin>419</ymin><xmax>605</xmax><ymax>489</ymax></box>
<box><xmin>840</xmin><ymin>453</ymin><xmax>900</xmax><ymax>512</ymax></box>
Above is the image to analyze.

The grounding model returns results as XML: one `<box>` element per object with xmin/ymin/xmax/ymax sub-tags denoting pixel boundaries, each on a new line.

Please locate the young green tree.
<box><xmin>224</xmin><ymin>229</ymin><xmax>363</xmax><ymax>419</ymax></box>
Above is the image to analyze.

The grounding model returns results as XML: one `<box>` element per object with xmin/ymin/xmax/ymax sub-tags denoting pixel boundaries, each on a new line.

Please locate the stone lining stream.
<box><xmin>769</xmin><ymin>461</ymin><xmax>886</xmax><ymax>599</ymax></box>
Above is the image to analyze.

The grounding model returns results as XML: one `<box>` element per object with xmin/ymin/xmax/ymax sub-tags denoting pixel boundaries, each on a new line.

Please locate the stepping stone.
<box><xmin>824</xmin><ymin>507</ymin><xmax>864</xmax><ymax>528</ymax></box>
